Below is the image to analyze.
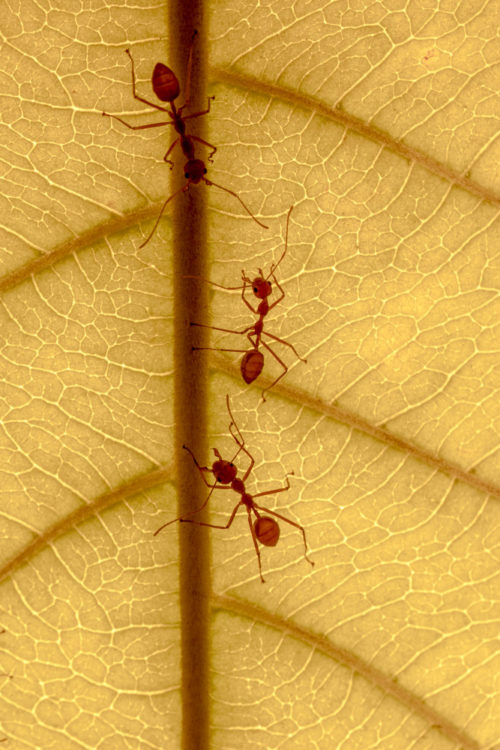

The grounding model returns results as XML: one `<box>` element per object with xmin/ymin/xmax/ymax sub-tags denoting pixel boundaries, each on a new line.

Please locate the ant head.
<box><xmin>184</xmin><ymin>159</ymin><xmax>207</xmax><ymax>183</ymax></box>
<box><xmin>152</xmin><ymin>63</ymin><xmax>180</xmax><ymax>102</ymax></box>
<box><xmin>250</xmin><ymin>275</ymin><xmax>272</xmax><ymax>299</ymax></box>
<box><xmin>212</xmin><ymin>460</ymin><xmax>237</xmax><ymax>484</ymax></box>
<box><xmin>212</xmin><ymin>449</ymin><xmax>237</xmax><ymax>484</ymax></box>
<box><xmin>254</xmin><ymin>516</ymin><xmax>280</xmax><ymax>547</ymax></box>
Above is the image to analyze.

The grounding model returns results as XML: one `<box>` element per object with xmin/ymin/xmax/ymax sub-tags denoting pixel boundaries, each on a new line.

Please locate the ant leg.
<box><xmin>154</xmin><ymin>483</ymin><xmax>223</xmax><ymax>536</ymax></box>
<box><xmin>182</xmin><ymin>444</ymin><xmax>216</xmax><ymax>487</ymax></box>
<box><xmin>241</xmin><ymin>276</ymin><xmax>259</xmax><ymax>315</ymax></box>
<box><xmin>268</xmin><ymin>205</ymin><xmax>293</xmax><ymax>276</ymax></box>
<box><xmin>192</xmin><ymin>346</ymin><xmax>249</xmax><ymax>353</ymax></box>
<box><xmin>181</xmin><ymin>29</ymin><xmax>198</xmax><ymax>110</ymax></box>
<box><xmin>258</xmin><ymin>340</ymin><xmax>288</xmax><ymax>402</ymax></box>
<box><xmin>181</xmin><ymin>95</ymin><xmax>215</xmax><ymax>122</ymax></box>
<box><xmin>180</xmin><ymin>500</ymin><xmax>242</xmax><ymax>531</ymax></box>
<box><xmin>266</xmin><ymin>274</ymin><xmax>285</xmax><ymax>310</ymax></box>
<box><xmin>253</xmin><ymin>473</ymin><xmax>292</xmax><ymax>499</ymax></box>
<box><xmin>163</xmin><ymin>137</ymin><xmax>181</xmax><ymax>169</ymax></box>
<box><xmin>247</xmin><ymin>507</ymin><xmax>265</xmax><ymax>583</ymax></box>
<box><xmin>253</xmin><ymin>503</ymin><xmax>314</xmax><ymax>567</ymax></box>
<box><xmin>102</xmin><ymin>112</ymin><xmax>173</xmax><ymax>130</ymax></box>
<box><xmin>225</xmin><ymin>395</ymin><xmax>255</xmax><ymax>481</ymax></box>
<box><xmin>262</xmin><ymin>330</ymin><xmax>307</xmax><ymax>362</ymax></box>
<box><xmin>183</xmin><ymin>443</ymin><xmax>238</xmax><ymax>485</ymax></box>
<box><xmin>227</xmin><ymin>413</ymin><xmax>246</xmax><ymax>450</ymax></box>
<box><xmin>190</xmin><ymin>321</ymin><xmax>255</xmax><ymax>336</ymax></box>
<box><xmin>177</xmin><ymin>33</ymin><xmax>215</xmax><ymax>127</ymax></box>
<box><xmin>125</xmin><ymin>48</ymin><xmax>168</xmax><ymax>112</ymax></box>
<box><xmin>188</xmin><ymin>135</ymin><xmax>217</xmax><ymax>162</ymax></box>
<box><xmin>246</xmin><ymin>332</ymin><xmax>259</xmax><ymax>347</ymax></box>
<box><xmin>228</xmin><ymin>425</ymin><xmax>255</xmax><ymax>482</ymax></box>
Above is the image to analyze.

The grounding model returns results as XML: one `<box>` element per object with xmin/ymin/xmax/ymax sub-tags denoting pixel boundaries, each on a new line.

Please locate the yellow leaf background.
<box><xmin>0</xmin><ymin>0</ymin><xmax>498</xmax><ymax>748</ymax></box>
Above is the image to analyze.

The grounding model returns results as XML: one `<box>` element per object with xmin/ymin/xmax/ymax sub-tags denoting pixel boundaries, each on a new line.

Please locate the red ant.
<box><xmin>189</xmin><ymin>206</ymin><xmax>306</xmax><ymax>400</ymax></box>
<box><xmin>102</xmin><ymin>32</ymin><xmax>216</xmax><ymax>170</ymax></box>
<box><xmin>102</xmin><ymin>31</ymin><xmax>268</xmax><ymax>246</ymax></box>
<box><xmin>153</xmin><ymin>395</ymin><xmax>314</xmax><ymax>583</ymax></box>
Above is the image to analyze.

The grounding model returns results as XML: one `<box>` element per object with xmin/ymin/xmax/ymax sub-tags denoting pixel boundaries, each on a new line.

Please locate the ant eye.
<box><xmin>184</xmin><ymin>172</ymin><xmax>189</xmax><ymax>178</ymax></box>
<box><xmin>230</xmin><ymin>463</ymin><xmax>234</xmax><ymax>468</ymax></box>
<box><xmin>203</xmin><ymin>168</ymin><xmax>207</xmax><ymax>174</ymax></box>
<box><xmin>253</xmin><ymin>287</ymin><xmax>258</xmax><ymax>293</ymax></box>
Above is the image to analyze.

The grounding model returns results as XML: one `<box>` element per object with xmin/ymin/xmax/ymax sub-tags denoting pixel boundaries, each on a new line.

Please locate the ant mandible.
<box><xmin>153</xmin><ymin>395</ymin><xmax>314</xmax><ymax>583</ymax></box>
<box><xmin>189</xmin><ymin>206</ymin><xmax>306</xmax><ymax>400</ymax></box>
<box><xmin>102</xmin><ymin>31</ymin><xmax>268</xmax><ymax>246</ymax></box>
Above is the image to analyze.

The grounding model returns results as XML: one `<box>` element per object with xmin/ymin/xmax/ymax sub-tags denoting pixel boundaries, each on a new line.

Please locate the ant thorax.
<box><xmin>240</xmin><ymin>491</ymin><xmax>253</xmax><ymax>508</ymax></box>
<box><xmin>232</xmin><ymin>478</ymin><xmax>245</xmax><ymax>494</ymax></box>
<box><xmin>256</xmin><ymin>300</ymin><xmax>269</xmax><ymax>317</ymax></box>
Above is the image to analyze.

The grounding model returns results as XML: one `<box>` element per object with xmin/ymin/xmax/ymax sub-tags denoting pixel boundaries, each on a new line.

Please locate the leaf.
<box><xmin>0</xmin><ymin>1</ymin><xmax>498</xmax><ymax>749</ymax></box>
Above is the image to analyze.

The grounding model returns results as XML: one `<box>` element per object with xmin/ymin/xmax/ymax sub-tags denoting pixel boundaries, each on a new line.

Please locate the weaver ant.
<box><xmin>189</xmin><ymin>206</ymin><xmax>306</xmax><ymax>400</ymax></box>
<box><xmin>102</xmin><ymin>31</ymin><xmax>268</xmax><ymax>246</ymax></box>
<box><xmin>153</xmin><ymin>395</ymin><xmax>314</xmax><ymax>583</ymax></box>
<box><xmin>102</xmin><ymin>32</ymin><xmax>216</xmax><ymax>168</ymax></box>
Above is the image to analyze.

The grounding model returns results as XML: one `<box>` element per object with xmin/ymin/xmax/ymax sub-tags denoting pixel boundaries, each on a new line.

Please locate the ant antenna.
<box><xmin>183</xmin><ymin>275</ymin><xmax>244</xmax><ymax>290</ymax></box>
<box><xmin>267</xmin><ymin>205</ymin><xmax>293</xmax><ymax>279</ymax></box>
<box><xmin>205</xmin><ymin>178</ymin><xmax>268</xmax><ymax>229</ymax></box>
<box><xmin>138</xmin><ymin>185</ymin><xmax>187</xmax><ymax>248</ymax></box>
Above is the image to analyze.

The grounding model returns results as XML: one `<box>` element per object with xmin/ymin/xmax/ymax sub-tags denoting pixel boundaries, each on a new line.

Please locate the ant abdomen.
<box><xmin>255</xmin><ymin>517</ymin><xmax>280</xmax><ymax>547</ymax></box>
<box><xmin>241</xmin><ymin>350</ymin><xmax>264</xmax><ymax>384</ymax></box>
<box><xmin>152</xmin><ymin>63</ymin><xmax>180</xmax><ymax>102</ymax></box>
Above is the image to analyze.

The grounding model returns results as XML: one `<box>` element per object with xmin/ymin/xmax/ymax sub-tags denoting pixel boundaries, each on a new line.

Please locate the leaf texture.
<box><xmin>0</xmin><ymin>1</ymin><xmax>498</xmax><ymax>749</ymax></box>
